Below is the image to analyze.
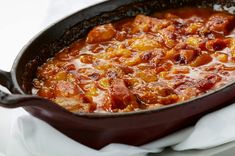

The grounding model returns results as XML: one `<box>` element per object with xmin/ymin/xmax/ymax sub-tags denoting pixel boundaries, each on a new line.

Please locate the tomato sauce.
<box><xmin>32</xmin><ymin>7</ymin><xmax>235</xmax><ymax>113</ymax></box>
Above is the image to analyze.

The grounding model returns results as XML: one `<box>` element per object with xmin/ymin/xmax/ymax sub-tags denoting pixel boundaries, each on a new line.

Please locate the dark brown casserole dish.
<box><xmin>0</xmin><ymin>0</ymin><xmax>235</xmax><ymax>149</ymax></box>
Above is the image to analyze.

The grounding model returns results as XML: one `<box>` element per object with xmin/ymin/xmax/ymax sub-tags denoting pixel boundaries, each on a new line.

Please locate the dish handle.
<box><xmin>0</xmin><ymin>69</ymin><xmax>40</xmax><ymax>108</ymax></box>
<box><xmin>0</xmin><ymin>69</ymin><xmax>69</xmax><ymax>115</ymax></box>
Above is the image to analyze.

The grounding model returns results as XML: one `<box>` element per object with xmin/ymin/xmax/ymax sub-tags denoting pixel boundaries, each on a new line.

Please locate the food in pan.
<box><xmin>32</xmin><ymin>7</ymin><xmax>235</xmax><ymax>113</ymax></box>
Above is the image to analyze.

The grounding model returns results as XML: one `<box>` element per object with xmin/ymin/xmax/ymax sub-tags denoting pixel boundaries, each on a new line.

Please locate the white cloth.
<box><xmin>2</xmin><ymin>0</ymin><xmax>235</xmax><ymax>156</ymax></box>
<box><xmin>6</xmin><ymin>103</ymin><xmax>235</xmax><ymax>156</ymax></box>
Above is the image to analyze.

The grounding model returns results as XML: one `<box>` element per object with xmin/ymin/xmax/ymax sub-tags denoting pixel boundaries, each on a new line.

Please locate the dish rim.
<box><xmin>9</xmin><ymin>0</ymin><xmax>235</xmax><ymax>118</ymax></box>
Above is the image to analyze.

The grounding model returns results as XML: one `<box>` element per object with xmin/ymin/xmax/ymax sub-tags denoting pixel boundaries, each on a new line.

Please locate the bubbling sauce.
<box><xmin>32</xmin><ymin>7</ymin><xmax>235</xmax><ymax>113</ymax></box>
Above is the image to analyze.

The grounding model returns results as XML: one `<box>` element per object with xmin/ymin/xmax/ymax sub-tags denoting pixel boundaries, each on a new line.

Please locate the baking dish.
<box><xmin>0</xmin><ymin>0</ymin><xmax>235</xmax><ymax>149</ymax></box>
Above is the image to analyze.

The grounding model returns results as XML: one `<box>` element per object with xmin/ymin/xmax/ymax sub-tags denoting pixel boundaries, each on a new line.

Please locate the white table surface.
<box><xmin>0</xmin><ymin>1</ymin><xmax>49</xmax><ymax>155</ymax></box>
<box><xmin>1</xmin><ymin>1</ymin><xmax>235</xmax><ymax>156</ymax></box>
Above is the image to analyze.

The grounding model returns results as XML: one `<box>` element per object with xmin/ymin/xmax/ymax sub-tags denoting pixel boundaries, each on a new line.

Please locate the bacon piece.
<box><xmin>179</xmin><ymin>49</ymin><xmax>198</xmax><ymax>63</ymax></box>
<box><xmin>86</xmin><ymin>24</ymin><xmax>116</xmax><ymax>44</ymax></box>
<box><xmin>206</xmin><ymin>13</ymin><xmax>235</xmax><ymax>34</ymax></box>
<box><xmin>55</xmin><ymin>81</ymin><xmax>80</xmax><ymax>97</ymax></box>
<box><xmin>206</xmin><ymin>38</ymin><xmax>227</xmax><ymax>51</ymax></box>
<box><xmin>190</xmin><ymin>54</ymin><xmax>212</xmax><ymax>67</ymax></box>
<box><xmin>133</xmin><ymin>83</ymin><xmax>178</xmax><ymax>105</ymax></box>
<box><xmin>110</xmin><ymin>79</ymin><xmax>139</xmax><ymax>110</ymax></box>
<box><xmin>132</xmin><ymin>15</ymin><xmax>171</xmax><ymax>33</ymax></box>
<box><xmin>197</xmin><ymin>74</ymin><xmax>222</xmax><ymax>91</ymax></box>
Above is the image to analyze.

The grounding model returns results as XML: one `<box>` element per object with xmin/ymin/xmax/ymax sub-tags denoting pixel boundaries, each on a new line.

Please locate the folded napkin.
<box><xmin>6</xmin><ymin>103</ymin><xmax>235</xmax><ymax>156</ymax></box>
<box><xmin>4</xmin><ymin>0</ymin><xmax>235</xmax><ymax>156</ymax></box>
